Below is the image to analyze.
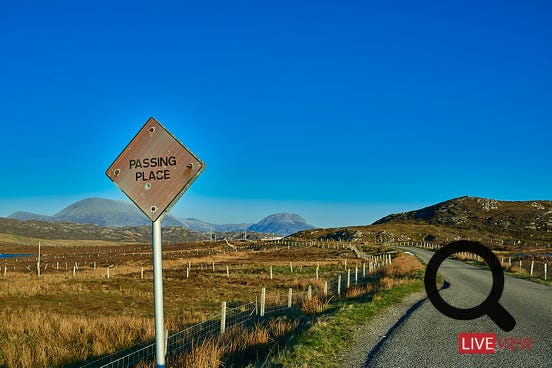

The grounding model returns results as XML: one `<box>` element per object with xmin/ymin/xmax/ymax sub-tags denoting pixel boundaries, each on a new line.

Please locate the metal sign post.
<box><xmin>152</xmin><ymin>218</ymin><xmax>165</xmax><ymax>367</ymax></box>
<box><xmin>106</xmin><ymin>117</ymin><xmax>205</xmax><ymax>367</ymax></box>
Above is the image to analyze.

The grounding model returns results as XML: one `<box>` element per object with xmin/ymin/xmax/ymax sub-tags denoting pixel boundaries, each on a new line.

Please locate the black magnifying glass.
<box><xmin>424</xmin><ymin>240</ymin><xmax>516</xmax><ymax>332</ymax></box>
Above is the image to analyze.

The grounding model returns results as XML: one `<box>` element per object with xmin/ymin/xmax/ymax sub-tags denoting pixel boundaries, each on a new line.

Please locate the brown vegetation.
<box><xmin>0</xmin><ymin>240</ymin><xmax>367</xmax><ymax>367</ymax></box>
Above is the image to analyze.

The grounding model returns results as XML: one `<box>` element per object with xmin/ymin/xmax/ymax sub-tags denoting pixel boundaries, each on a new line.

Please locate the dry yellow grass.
<box><xmin>301</xmin><ymin>295</ymin><xmax>329</xmax><ymax>314</ymax></box>
<box><xmin>0</xmin><ymin>241</ymin><xmax>365</xmax><ymax>367</ymax></box>
<box><xmin>0</xmin><ymin>307</ymin><xmax>154</xmax><ymax>368</ymax></box>
<box><xmin>382</xmin><ymin>253</ymin><xmax>423</xmax><ymax>278</ymax></box>
<box><xmin>136</xmin><ymin>318</ymin><xmax>299</xmax><ymax>368</ymax></box>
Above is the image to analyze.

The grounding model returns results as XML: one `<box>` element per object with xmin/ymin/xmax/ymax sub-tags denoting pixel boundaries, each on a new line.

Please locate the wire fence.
<box><xmin>80</xmin><ymin>246</ymin><xmax>388</xmax><ymax>368</ymax></box>
<box><xmin>394</xmin><ymin>240</ymin><xmax>550</xmax><ymax>280</ymax></box>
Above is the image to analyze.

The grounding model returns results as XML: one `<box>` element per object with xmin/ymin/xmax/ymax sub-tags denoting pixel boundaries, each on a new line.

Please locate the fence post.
<box><xmin>362</xmin><ymin>263</ymin><xmax>366</xmax><ymax>278</ymax></box>
<box><xmin>355</xmin><ymin>267</ymin><xmax>358</xmax><ymax>284</ymax></box>
<box><xmin>260</xmin><ymin>287</ymin><xmax>266</xmax><ymax>317</ymax></box>
<box><xmin>141</xmin><ymin>267</ymin><xmax>144</xmax><ymax>279</ymax></box>
<box><xmin>545</xmin><ymin>263</ymin><xmax>548</xmax><ymax>281</ymax></box>
<box><xmin>347</xmin><ymin>269</ymin><xmax>351</xmax><ymax>288</ymax></box>
<box><xmin>288</xmin><ymin>288</ymin><xmax>293</xmax><ymax>308</ymax></box>
<box><xmin>164</xmin><ymin>329</ymin><xmax>169</xmax><ymax>359</ymax></box>
<box><xmin>307</xmin><ymin>285</ymin><xmax>312</xmax><ymax>299</ymax></box>
<box><xmin>316</xmin><ymin>266</ymin><xmax>319</xmax><ymax>280</ymax></box>
<box><xmin>530</xmin><ymin>260</ymin><xmax>534</xmax><ymax>276</ymax></box>
<box><xmin>226</xmin><ymin>265</ymin><xmax>230</xmax><ymax>278</ymax></box>
<box><xmin>290</xmin><ymin>261</ymin><xmax>293</xmax><ymax>273</ymax></box>
<box><xmin>220</xmin><ymin>301</ymin><xmax>226</xmax><ymax>335</ymax></box>
<box><xmin>213</xmin><ymin>262</ymin><xmax>215</xmax><ymax>272</ymax></box>
<box><xmin>324</xmin><ymin>281</ymin><xmax>328</xmax><ymax>296</ymax></box>
<box><xmin>107</xmin><ymin>267</ymin><xmax>110</xmax><ymax>279</ymax></box>
<box><xmin>270</xmin><ymin>265</ymin><xmax>273</xmax><ymax>280</ymax></box>
<box><xmin>337</xmin><ymin>274</ymin><xmax>341</xmax><ymax>297</ymax></box>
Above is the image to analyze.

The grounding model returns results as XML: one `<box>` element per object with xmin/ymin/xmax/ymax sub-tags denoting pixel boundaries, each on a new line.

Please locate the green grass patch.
<box><xmin>266</xmin><ymin>280</ymin><xmax>424</xmax><ymax>368</ymax></box>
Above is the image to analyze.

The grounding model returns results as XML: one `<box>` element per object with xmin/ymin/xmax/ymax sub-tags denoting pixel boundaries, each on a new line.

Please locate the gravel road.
<box><xmin>340</xmin><ymin>247</ymin><xmax>551</xmax><ymax>368</ymax></box>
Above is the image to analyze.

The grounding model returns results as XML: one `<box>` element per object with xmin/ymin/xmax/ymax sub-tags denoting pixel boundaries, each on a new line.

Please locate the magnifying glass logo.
<box><xmin>424</xmin><ymin>240</ymin><xmax>516</xmax><ymax>332</ymax></box>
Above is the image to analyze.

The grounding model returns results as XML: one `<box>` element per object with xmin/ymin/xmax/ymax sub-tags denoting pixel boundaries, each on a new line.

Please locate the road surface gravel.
<box><xmin>339</xmin><ymin>247</ymin><xmax>551</xmax><ymax>368</ymax></box>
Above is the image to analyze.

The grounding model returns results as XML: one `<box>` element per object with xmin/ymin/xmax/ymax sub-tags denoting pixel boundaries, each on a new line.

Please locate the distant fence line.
<box><xmin>391</xmin><ymin>240</ymin><xmax>549</xmax><ymax>281</ymax></box>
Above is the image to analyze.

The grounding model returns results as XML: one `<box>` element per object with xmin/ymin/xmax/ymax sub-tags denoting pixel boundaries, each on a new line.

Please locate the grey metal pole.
<box><xmin>152</xmin><ymin>218</ymin><xmax>165</xmax><ymax>368</ymax></box>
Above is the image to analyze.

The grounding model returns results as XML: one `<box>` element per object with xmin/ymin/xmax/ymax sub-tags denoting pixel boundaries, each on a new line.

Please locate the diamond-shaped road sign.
<box><xmin>106</xmin><ymin>117</ymin><xmax>205</xmax><ymax>222</ymax></box>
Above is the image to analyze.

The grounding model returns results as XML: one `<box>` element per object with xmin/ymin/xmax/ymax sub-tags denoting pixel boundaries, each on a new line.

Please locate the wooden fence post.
<box><xmin>363</xmin><ymin>263</ymin><xmax>366</xmax><ymax>278</ymax></box>
<box><xmin>288</xmin><ymin>288</ymin><xmax>293</xmax><ymax>308</ymax></box>
<box><xmin>355</xmin><ymin>267</ymin><xmax>358</xmax><ymax>284</ymax></box>
<box><xmin>220</xmin><ymin>301</ymin><xmax>226</xmax><ymax>335</ymax></box>
<box><xmin>324</xmin><ymin>281</ymin><xmax>328</xmax><ymax>296</ymax></box>
<box><xmin>337</xmin><ymin>274</ymin><xmax>341</xmax><ymax>297</ymax></box>
<box><xmin>347</xmin><ymin>269</ymin><xmax>351</xmax><ymax>288</ymax></box>
<box><xmin>141</xmin><ymin>267</ymin><xmax>144</xmax><ymax>279</ymax></box>
<box><xmin>307</xmin><ymin>285</ymin><xmax>312</xmax><ymax>299</ymax></box>
<box><xmin>270</xmin><ymin>265</ymin><xmax>273</xmax><ymax>280</ymax></box>
<box><xmin>107</xmin><ymin>267</ymin><xmax>110</xmax><ymax>279</ymax></box>
<box><xmin>545</xmin><ymin>263</ymin><xmax>548</xmax><ymax>281</ymax></box>
<box><xmin>226</xmin><ymin>265</ymin><xmax>229</xmax><ymax>278</ymax></box>
<box><xmin>260</xmin><ymin>287</ymin><xmax>266</xmax><ymax>317</ymax></box>
<box><xmin>530</xmin><ymin>260</ymin><xmax>534</xmax><ymax>276</ymax></box>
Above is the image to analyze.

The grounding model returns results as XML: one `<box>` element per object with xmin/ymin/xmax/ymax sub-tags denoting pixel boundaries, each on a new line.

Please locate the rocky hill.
<box><xmin>292</xmin><ymin>197</ymin><xmax>552</xmax><ymax>247</ymax></box>
<box><xmin>374</xmin><ymin>196</ymin><xmax>552</xmax><ymax>239</ymax></box>
<box><xmin>0</xmin><ymin>217</ymin><xmax>208</xmax><ymax>243</ymax></box>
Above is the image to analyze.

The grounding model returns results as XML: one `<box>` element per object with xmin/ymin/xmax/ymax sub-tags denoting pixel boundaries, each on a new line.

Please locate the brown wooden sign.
<box><xmin>106</xmin><ymin>117</ymin><xmax>205</xmax><ymax>221</ymax></box>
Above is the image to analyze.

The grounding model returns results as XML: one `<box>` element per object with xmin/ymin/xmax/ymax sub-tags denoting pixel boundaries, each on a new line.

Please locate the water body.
<box><xmin>0</xmin><ymin>254</ymin><xmax>32</xmax><ymax>259</ymax></box>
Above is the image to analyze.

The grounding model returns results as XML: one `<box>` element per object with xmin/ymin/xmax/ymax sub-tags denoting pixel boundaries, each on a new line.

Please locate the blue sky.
<box><xmin>1</xmin><ymin>1</ymin><xmax>551</xmax><ymax>228</ymax></box>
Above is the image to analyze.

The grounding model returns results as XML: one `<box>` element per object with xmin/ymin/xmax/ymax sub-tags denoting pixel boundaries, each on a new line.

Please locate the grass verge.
<box><xmin>266</xmin><ymin>256</ymin><xmax>424</xmax><ymax>368</ymax></box>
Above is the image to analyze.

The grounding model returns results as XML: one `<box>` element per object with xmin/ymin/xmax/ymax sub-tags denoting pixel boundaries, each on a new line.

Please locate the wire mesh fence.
<box><xmin>80</xmin><ymin>253</ymin><xmax>382</xmax><ymax>368</ymax></box>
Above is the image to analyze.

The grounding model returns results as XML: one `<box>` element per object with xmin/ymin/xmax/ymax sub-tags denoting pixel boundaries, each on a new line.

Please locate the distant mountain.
<box><xmin>9</xmin><ymin>211</ymin><xmax>54</xmax><ymax>222</ymax></box>
<box><xmin>8</xmin><ymin>198</ymin><xmax>186</xmax><ymax>227</ymax></box>
<box><xmin>7</xmin><ymin>198</ymin><xmax>314</xmax><ymax>236</ymax></box>
<box><xmin>180</xmin><ymin>218</ymin><xmax>253</xmax><ymax>233</ymax></box>
<box><xmin>248</xmin><ymin>213</ymin><xmax>315</xmax><ymax>236</ymax></box>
